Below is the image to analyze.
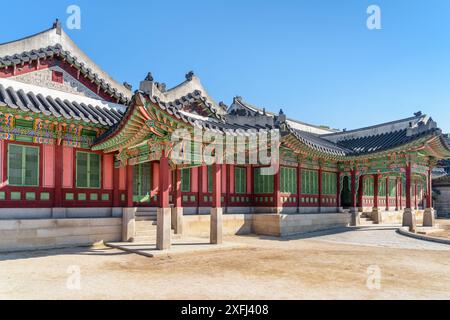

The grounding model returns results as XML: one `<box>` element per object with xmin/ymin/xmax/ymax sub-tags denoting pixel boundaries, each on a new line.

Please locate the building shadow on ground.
<box><xmin>0</xmin><ymin>245</ymin><xmax>130</xmax><ymax>262</ymax></box>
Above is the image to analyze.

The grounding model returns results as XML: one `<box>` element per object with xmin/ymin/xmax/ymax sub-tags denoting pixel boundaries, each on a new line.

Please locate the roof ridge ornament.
<box><xmin>185</xmin><ymin>71</ymin><xmax>194</xmax><ymax>81</ymax></box>
<box><xmin>144</xmin><ymin>72</ymin><xmax>154</xmax><ymax>82</ymax></box>
<box><xmin>52</xmin><ymin>19</ymin><xmax>62</xmax><ymax>35</ymax></box>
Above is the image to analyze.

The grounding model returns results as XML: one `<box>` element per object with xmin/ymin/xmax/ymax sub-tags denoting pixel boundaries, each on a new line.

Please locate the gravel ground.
<box><xmin>1</xmin><ymin>226</ymin><xmax>450</xmax><ymax>300</ymax></box>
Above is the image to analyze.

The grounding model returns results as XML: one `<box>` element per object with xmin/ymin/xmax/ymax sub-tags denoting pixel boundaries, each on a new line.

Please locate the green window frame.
<box><xmin>363</xmin><ymin>177</ymin><xmax>374</xmax><ymax>196</ymax></box>
<box><xmin>388</xmin><ymin>179</ymin><xmax>396</xmax><ymax>197</ymax></box>
<box><xmin>133</xmin><ymin>162</ymin><xmax>151</xmax><ymax>202</ymax></box>
<box><xmin>378</xmin><ymin>179</ymin><xmax>386</xmax><ymax>197</ymax></box>
<box><xmin>301</xmin><ymin>169</ymin><xmax>318</xmax><ymax>195</ymax></box>
<box><xmin>234</xmin><ymin>167</ymin><xmax>247</xmax><ymax>194</ymax></box>
<box><xmin>181</xmin><ymin>168</ymin><xmax>191</xmax><ymax>192</ymax></box>
<box><xmin>8</xmin><ymin>144</ymin><xmax>39</xmax><ymax>187</ymax></box>
<box><xmin>322</xmin><ymin>172</ymin><xmax>337</xmax><ymax>195</ymax></box>
<box><xmin>280</xmin><ymin>167</ymin><xmax>297</xmax><ymax>194</ymax></box>
<box><xmin>76</xmin><ymin>152</ymin><xmax>101</xmax><ymax>189</ymax></box>
<box><xmin>253</xmin><ymin>167</ymin><xmax>274</xmax><ymax>194</ymax></box>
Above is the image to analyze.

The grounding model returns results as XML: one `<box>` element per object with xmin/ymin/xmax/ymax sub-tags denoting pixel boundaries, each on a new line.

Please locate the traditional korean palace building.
<box><xmin>0</xmin><ymin>21</ymin><xmax>449</xmax><ymax>251</ymax></box>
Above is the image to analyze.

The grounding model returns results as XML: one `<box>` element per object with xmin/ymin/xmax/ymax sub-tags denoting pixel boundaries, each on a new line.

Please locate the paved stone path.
<box><xmin>304</xmin><ymin>226</ymin><xmax>450</xmax><ymax>251</ymax></box>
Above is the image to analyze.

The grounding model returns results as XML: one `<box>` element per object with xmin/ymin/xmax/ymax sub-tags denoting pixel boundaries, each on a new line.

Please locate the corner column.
<box><xmin>210</xmin><ymin>163</ymin><xmax>223</xmax><ymax>244</ymax></box>
<box><xmin>171</xmin><ymin>168</ymin><xmax>183</xmax><ymax>234</ymax></box>
<box><xmin>423</xmin><ymin>167</ymin><xmax>435</xmax><ymax>227</ymax></box>
<box><xmin>402</xmin><ymin>162</ymin><xmax>416</xmax><ymax>231</ymax></box>
<box><xmin>157</xmin><ymin>151</ymin><xmax>171</xmax><ymax>250</ymax></box>
<box><xmin>122</xmin><ymin>163</ymin><xmax>136</xmax><ymax>242</ymax></box>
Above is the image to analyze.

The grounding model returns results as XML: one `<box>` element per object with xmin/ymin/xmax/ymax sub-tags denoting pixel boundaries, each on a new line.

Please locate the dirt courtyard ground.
<box><xmin>1</xmin><ymin>225</ymin><xmax>450</xmax><ymax>300</ymax></box>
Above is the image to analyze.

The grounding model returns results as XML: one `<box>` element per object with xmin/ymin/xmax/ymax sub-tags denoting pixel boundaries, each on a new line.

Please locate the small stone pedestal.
<box><xmin>210</xmin><ymin>208</ymin><xmax>223</xmax><ymax>244</ymax></box>
<box><xmin>122</xmin><ymin>207</ymin><xmax>136</xmax><ymax>242</ymax></box>
<box><xmin>423</xmin><ymin>208</ymin><xmax>435</xmax><ymax>227</ymax></box>
<box><xmin>157</xmin><ymin>207</ymin><xmax>172</xmax><ymax>250</ymax></box>
<box><xmin>372</xmin><ymin>207</ymin><xmax>382</xmax><ymax>224</ymax></box>
<box><xmin>402</xmin><ymin>208</ymin><xmax>417</xmax><ymax>232</ymax></box>
<box><xmin>171</xmin><ymin>207</ymin><xmax>184</xmax><ymax>235</ymax></box>
<box><xmin>350</xmin><ymin>208</ymin><xmax>360</xmax><ymax>226</ymax></box>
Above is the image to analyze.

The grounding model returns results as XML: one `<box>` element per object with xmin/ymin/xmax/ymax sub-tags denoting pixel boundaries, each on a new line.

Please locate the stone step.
<box><xmin>135</xmin><ymin>216</ymin><xmax>157</xmax><ymax>222</ymax></box>
<box><xmin>132</xmin><ymin>232</ymin><xmax>181</xmax><ymax>243</ymax></box>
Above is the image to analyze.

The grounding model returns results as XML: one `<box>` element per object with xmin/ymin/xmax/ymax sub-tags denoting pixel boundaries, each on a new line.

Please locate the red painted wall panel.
<box><xmin>221</xmin><ymin>165</ymin><xmax>227</xmax><ymax>191</ymax></box>
<box><xmin>43</xmin><ymin>144</ymin><xmax>55</xmax><ymax>188</ymax></box>
<box><xmin>103</xmin><ymin>154</ymin><xmax>113</xmax><ymax>190</ymax></box>
<box><xmin>62</xmin><ymin>146</ymin><xmax>73</xmax><ymax>188</ymax></box>
<box><xmin>192</xmin><ymin>167</ymin><xmax>199</xmax><ymax>193</ymax></box>
<box><xmin>200</xmin><ymin>166</ymin><xmax>208</xmax><ymax>193</ymax></box>
<box><xmin>229</xmin><ymin>165</ymin><xmax>235</xmax><ymax>193</ymax></box>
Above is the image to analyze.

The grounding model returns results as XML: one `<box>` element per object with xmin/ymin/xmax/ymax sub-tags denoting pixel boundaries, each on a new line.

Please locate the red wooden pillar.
<box><xmin>318</xmin><ymin>167</ymin><xmax>323</xmax><ymax>210</ymax></box>
<box><xmin>223</xmin><ymin>164</ymin><xmax>228</xmax><ymax>207</ymax></box>
<box><xmin>198</xmin><ymin>164</ymin><xmax>205</xmax><ymax>208</ymax></box>
<box><xmin>358</xmin><ymin>175</ymin><xmax>364</xmax><ymax>209</ymax></box>
<box><xmin>212</xmin><ymin>163</ymin><xmax>221</xmax><ymax>208</ymax></box>
<box><xmin>373</xmin><ymin>174</ymin><xmax>379</xmax><ymax>209</ymax></box>
<box><xmin>395</xmin><ymin>177</ymin><xmax>399</xmax><ymax>210</ymax></box>
<box><xmin>385</xmin><ymin>177</ymin><xmax>389</xmax><ymax>211</ymax></box>
<box><xmin>336</xmin><ymin>173</ymin><xmax>341</xmax><ymax>208</ymax></box>
<box><xmin>248</xmin><ymin>165</ymin><xmax>254</xmax><ymax>205</ymax></box>
<box><xmin>126</xmin><ymin>164</ymin><xmax>133</xmax><ymax>207</ymax></box>
<box><xmin>53</xmin><ymin>143</ymin><xmax>63</xmax><ymax>207</ymax></box>
<box><xmin>405</xmin><ymin>164</ymin><xmax>412</xmax><ymax>209</ymax></box>
<box><xmin>112</xmin><ymin>165</ymin><xmax>120</xmax><ymax>207</ymax></box>
<box><xmin>427</xmin><ymin>167</ymin><xmax>433</xmax><ymax>209</ymax></box>
<box><xmin>414</xmin><ymin>182</ymin><xmax>418</xmax><ymax>210</ymax></box>
<box><xmin>351</xmin><ymin>170</ymin><xmax>357</xmax><ymax>208</ymax></box>
<box><xmin>174</xmin><ymin>168</ymin><xmax>182</xmax><ymax>208</ymax></box>
<box><xmin>159</xmin><ymin>151</ymin><xmax>169</xmax><ymax>208</ymax></box>
<box><xmin>274</xmin><ymin>163</ymin><xmax>281</xmax><ymax>210</ymax></box>
<box><xmin>297</xmin><ymin>165</ymin><xmax>302</xmax><ymax>208</ymax></box>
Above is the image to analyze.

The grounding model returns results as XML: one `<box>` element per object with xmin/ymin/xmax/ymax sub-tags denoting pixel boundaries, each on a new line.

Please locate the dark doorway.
<box><xmin>341</xmin><ymin>176</ymin><xmax>352</xmax><ymax>208</ymax></box>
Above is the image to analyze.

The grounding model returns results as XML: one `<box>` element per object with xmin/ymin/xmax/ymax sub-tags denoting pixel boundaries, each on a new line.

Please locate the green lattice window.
<box><xmin>76</xmin><ymin>152</ymin><xmax>101</xmax><ymax>188</ymax></box>
<box><xmin>254</xmin><ymin>167</ymin><xmax>274</xmax><ymax>194</ymax></box>
<box><xmin>181</xmin><ymin>168</ymin><xmax>191</xmax><ymax>192</ymax></box>
<box><xmin>389</xmin><ymin>179</ymin><xmax>396</xmax><ymax>197</ymax></box>
<box><xmin>133</xmin><ymin>162</ymin><xmax>151</xmax><ymax>202</ymax></box>
<box><xmin>322</xmin><ymin>172</ymin><xmax>337</xmax><ymax>195</ymax></box>
<box><xmin>363</xmin><ymin>177</ymin><xmax>374</xmax><ymax>196</ymax></box>
<box><xmin>280</xmin><ymin>167</ymin><xmax>297</xmax><ymax>194</ymax></box>
<box><xmin>234</xmin><ymin>167</ymin><xmax>246</xmax><ymax>194</ymax></box>
<box><xmin>301</xmin><ymin>169</ymin><xmax>318</xmax><ymax>195</ymax></box>
<box><xmin>378</xmin><ymin>179</ymin><xmax>386</xmax><ymax>197</ymax></box>
<box><xmin>8</xmin><ymin>144</ymin><xmax>39</xmax><ymax>187</ymax></box>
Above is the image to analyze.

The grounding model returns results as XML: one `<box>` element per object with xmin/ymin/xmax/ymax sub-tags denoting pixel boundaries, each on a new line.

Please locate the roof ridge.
<box><xmin>232</xmin><ymin>97</ymin><xmax>337</xmax><ymax>133</ymax></box>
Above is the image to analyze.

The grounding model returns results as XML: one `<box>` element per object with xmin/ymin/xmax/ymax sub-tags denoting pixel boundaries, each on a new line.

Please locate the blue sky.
<box><xmin>2</xmin><ymin>0</ymin><xmax>450</xmax><ymax>132</ymax></box>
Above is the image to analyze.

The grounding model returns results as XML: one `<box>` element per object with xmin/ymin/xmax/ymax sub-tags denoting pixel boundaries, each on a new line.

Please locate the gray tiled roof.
<box><xmin>0</xmin><ymin>82</ymin><xmax>124</xmax><ymax>126</ymax></box>
<box><xmin>285</xmin><ymin>122</ymin><xmax>441</xmax><ymax>157</ymax></box>
<box><xmin>0</xmin><ymin>44</ymin><xmax>129</xmax><ymax>104</ymax></box>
